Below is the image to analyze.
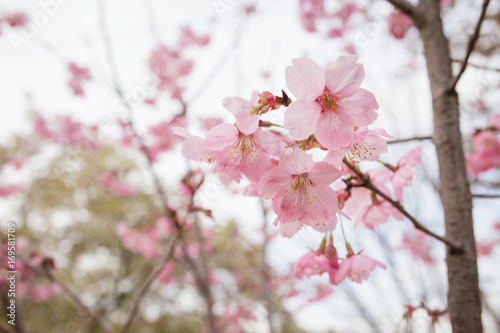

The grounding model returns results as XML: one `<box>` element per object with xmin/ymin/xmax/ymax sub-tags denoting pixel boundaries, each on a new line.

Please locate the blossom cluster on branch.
<box><xmin>177</xmin><ymin>55</ymin><xmax>424</xmax><ymax>285</ymax></box>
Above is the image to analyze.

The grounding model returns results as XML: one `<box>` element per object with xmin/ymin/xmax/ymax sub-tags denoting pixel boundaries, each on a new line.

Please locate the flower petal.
<box><xmin>258</xmin><ymin>167</ymin><xmax>293</xmax><ymax>198</ymax></box>
<box><xmin>235</xmin><ymin>111</ymin><xmax>259</xmax><ymax>135</ymax></box>
<box><xmin>325</xmin><ymin>55</ymin><xmax>365</xmax><ymax>97</ymax></box>
<box><xmin>315</xmin><ymin>113</ymin><xmax>355</xmax><ymax>150</ymax></box>
<box><xmin>204</xmin><ymin>123</ymin><xmax>239</xmax><ymax>151</ymax></box>
<box><xmin>279</xmin><ymin>148</ymin><xmax>314</xmax><ymax>175</ymax></box>
<box><xmin>284</xmin><ymin>100</ymin><xmax>321</xmax><ymax>140</ymax></box>
<box><xmin>223</xmin><ymin>96</ymin><xmax>249</xmax><ymax>114</ymax></box>
<box><xmin>285</xmin><ymin>57</ymin><xmax>325</xmax><ymax>100</ymax></box>
<box><xmin>308</xmin><ymin>161</ymin><xmax>343</xmax><ymax>185</ymax></box>
<box><xmin>341</xmin><ymin>88</ymin><xmax>379</xmax><ymax>127</ymax></box>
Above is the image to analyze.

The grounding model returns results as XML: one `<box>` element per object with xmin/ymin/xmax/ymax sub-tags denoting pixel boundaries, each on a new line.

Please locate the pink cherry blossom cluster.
<box><xmin>148</xmin><ymin>26</ymin><xmax>210</xmax><ymax>100</ymax></box>
<box><xmin>464</xmin><ymin>113</ymin><xmax>500</xmax><ymax>175</ymax></box>
<box><xmin>299</xmin><ymin>0</ymin><xmax>359</xmax><ymax>39</ymax></box>
<box><xmin>33</xmin><ymin>114</ymin><xmax>101</xmax><ymax>150</ymax></box>
<box><xmin>176</xmin><ymin>55</ymin><xmax>424</xmax><ymax>285</ymax></box>
<box><xmin>67</xmin><ymin>62</ymin><xmax>92</xmax><ymax>97</ymax></box>
<box><xmin>0</xmin><ymin>11</ymin><xmax>28</xmax><ymax>35</ymax></box>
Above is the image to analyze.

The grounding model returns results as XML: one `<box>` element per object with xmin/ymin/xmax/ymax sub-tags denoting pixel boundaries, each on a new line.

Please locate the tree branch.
<box><xmin>39</xmin><ymin>267</ymin><xmax>111</xmax><ymax>333</ymax></box>
<box><xmin>119</xmin><ymin>230</ymin><xmax>182</xmax><ymax>333</ymax></box>
<box><xmin>448</xmin><ymin>0</ymin><xmax>491</xmax><ymax>91</ymax></box>
<box><xmin>451</xmin><ymin>58</ymin><xmax>500</xmax><ymax>73</ymax></box>
<box><xmin>472</xmin><ymin>194</ymin><xmax>500</xmax><ymax>199</ymax></box>
<box><xmin>342</xmin><ymin>158</ymin><xmax>462</xmax><ymax>251</ymax></box>
<box><xmin>385</xmin><ymin>0</ymin><xmax>418</xmax><ymax>19</ymax></box>
<box><xmin>387</xmin><ymin>136</ymin><xmax>433</xmax><ymax>145</ymax></box>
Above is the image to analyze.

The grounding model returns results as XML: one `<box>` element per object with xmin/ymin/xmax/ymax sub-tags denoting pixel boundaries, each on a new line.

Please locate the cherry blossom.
<box><xmin>334</xmin><ymin>252</ymin><xmax>386</xmax><ymax>284</ymax></box>
<box><xmin>323</xmin><ymin>127</ymin><xmax>391</xmax><ymax>167</ymax></box>
<box><xmin>293</xmin><ymin>235</ymin><xmax>340</xmax><ymax>284</ymax></box>
<box><xmin>259</xmin><ymin>148</ymin><xmax>343</xmax><ymax>225</ymax></box>
<box><xmin>391</xmin><ymin>146</ymin><xmax>422</xmax><ymax>201</ymax></box>
<box><xmin>205</xmin><ymin>111</ymin><xmax>282</xmax><ymax>184</ymax></box>
<box><xmin>149</xmin><ymin>44</ymin><xmax>193</xmax><ymax>98</ymax></box>
<box><xmin>67</xmin><ymin>62</ymin><xmax>91</xmax><ymax>96</ymax></box>
<box><xmin>284</xmin><ymin>56</ymin><xmax>379</xmax><ymax>150</ymax></box>
<box><xmin>465</xmin><ymin>131</ymin><xmax>500</xmax><ymax>175</ymax></box>
<box><xmin>387</xmin><ymin>10</ymin><xmax>413</xmax><ymax>39</ymax></box>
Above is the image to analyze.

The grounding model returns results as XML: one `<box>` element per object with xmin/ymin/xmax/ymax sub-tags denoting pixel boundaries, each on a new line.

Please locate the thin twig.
<box><xmin>97</xmin><ymin>3</ymin><xmax>218</xmax><ymax>332</ymax></box>
<box><xmin>472</xmin><ymin>194</ymin><xmax>500</xmax><ymax>198</ymax></box>
<box><xmin>451</xmin><ymin>59</ymin><xmax>500</xmax><ymax>73</ymax></box>
<box><xmin>119</xmin><ymin>230</ymin><xmax>182</xmax><ymax>333</ymax></box>
<box><xmin>448</xmin><ymin>0</ymin><xmax>491</xmax><ymax>91</ymax></box>
<box><xmin>387</xmin><ymin>136</ymin><xmax>432</xmax><ymax>145</ymax></box>
<box><xmin>40</xmin><ymin>268</ymin><xmax>111</xmax><ymax>333</ymax></box>
<box><xmin>342</xmin><ymin>158</ymin><xmax>462</xmax><ymax>251</ymax></box>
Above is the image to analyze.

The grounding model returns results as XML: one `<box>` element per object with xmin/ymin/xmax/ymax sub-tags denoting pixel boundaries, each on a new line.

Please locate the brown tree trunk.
<box><xmin>413</xmin><ymin>0</ymin><xmax>482</xmax><ymax>331</ymax></box>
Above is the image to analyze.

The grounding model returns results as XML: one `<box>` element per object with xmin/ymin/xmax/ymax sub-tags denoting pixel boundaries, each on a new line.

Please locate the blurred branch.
<box><xmin>387</xmin><ymin>136</ymin><xmax>432</xmax><ymax>144</ymax></box>
<box><xmin>448</xmin><ymin>0</ymin><xmax>491</xmax><ymax>92</ymax></box>
<box><xmin>36</xmin><ymin>264</ymin><xmax>112</xmax><ymax>333</ymax></box>
<box><xmin>260</xmin><ymin>202</ymin><xmax>277</xmax><ymax>333</ymax></box>
<box><xmin>472</xmin><ymin>193</ymin><xmax>500</xmax><ymax>198</ymax></box>
<box><xmin>385</xmin><ymin>0</ymin><xmax>418</xmax><ymax>18</ymax></box>
<box><xmin>97</xmin><ymin>2</ymin><xmax>219</xmax><ymax>332</ymax></box>
<box><xmin>451</xmin><ymin>59</ymin><xmax>500</xmax><ymax>72</ymax></box>
<box><xmin>119</xmin><ymin>229</ymin><xmax>182</xmax><ymax>333</ymax></box>
<box><xmin>342</xmin><ymin>158</ymin><xmax>462</xmax><ymax>251</ymax></box>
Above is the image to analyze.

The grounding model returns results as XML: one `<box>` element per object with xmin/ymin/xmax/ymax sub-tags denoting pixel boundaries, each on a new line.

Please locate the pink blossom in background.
<box><xmin>465</xmin><ymin>131</ymin><xmax>500</xmax><ymax>175</ymax></box>
<box><xmin>476</xmin><ymin>240</ymin><xmax>500</xmax><ymax>257</ymax></box>
<box><xmin>335</xmin><ymin>2</ymin><xmax>358</xmax><ymax>24</ymax></box>
<box><xmin>67</xmin><ymin>62</ymin><xmax>91</xmax><ymax>96</ymax></box>
<box><xmin>177</xmin><ymin>25</ymin><xmax>210</xmax><ymax>48</ymax></box>
<box><xmin>299</xmin><ymin>0</ymin><xmax>325</xmax><ymax>32</ymax></box>
<box><xmin>148</xmin><ymin>117</ymin><xmax>186</xmax><ymax>162</ymax></box>
<box><xmin>99</xmin><ymin>173</ymin><xmax>139</xmax><ymax>197</ymax></box>
<box><xmin>259</xmin><ymin>148</ymin><xmax>343</xmax><ymax>226</ymax></box>
<box><xmin>19</xmin><ymin>283</ymin><xmax>62</xmax><ymax>303</ymax></box>
<box><xmin>158</xmin><ymin>262</ymin><xmax>176</xmax><ymax>284</ymax></box>
<box><xmin>440</xmin><ymin>0</ymin><xmax>455</xmax><ymax>9</ymax></box>
<box><xmin>391</xmin><ymin>146</ymin><xmax>422</xmax><ymax>201</ymax></box>
<box><xmin>205</xmin><ymin>111</ymin><xmax>282</xmax><ymax>184</ymax></box>
<box><xmin>284</xmin><ymin>56</ymin><xmax>378</xmax><ymax>150</ymax></box>
<box><xmin>33</xmin><ymin>114</ymin><xmax>100</xmax><ymax>150</ymax></box>
<box><xmin>115</xmin><ymin>223</ymin><xmax>161</xmax><ymax>259</ymax></box>
<box><xmin>323</xmin><ymin>127</ymin><xmax>391</xmax><ymax>167</ymax></box>
<box><xmin>0</xmin><ymin>184</ymin><xmax>22</xmax><ymax>197</ymax></box>
<box><xmin>400</xmin><ymin>230</ymin><xmax>436</xmax><ymax>263</ymax></box>
<box><xmin>387</xmin><ymin>10</ymin><xmax>413</xmax><ymax>39</ymax></box>
<box><xmin>355</xmin><ymin>199</ymin><xmax>405</xmax><ymax>230</ymax></box>
<box><xmin>305</xmin><ymin>283</ymin><xmax>334</xmax><ymax>304</ymax></box>
<box><xmin>149</xmin><ymin>44</ymin><xmax>193</xmax><ymax>98</ymax></box>
<box><xmin>334</xmin><ymin>253</ymin><xmax>386</xmax><ymax>284</ymax></box>
<box><xmin>3</xmin><ymin>12</ymin><xmax>28</xmax><ymax>27</ymax></box>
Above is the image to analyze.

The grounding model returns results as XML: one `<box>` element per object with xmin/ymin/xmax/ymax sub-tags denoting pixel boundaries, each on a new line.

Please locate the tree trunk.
<box><xmin>414</xmin><ymin>1</ymin><xmax>482</xmax><ymax>331</ymax></box>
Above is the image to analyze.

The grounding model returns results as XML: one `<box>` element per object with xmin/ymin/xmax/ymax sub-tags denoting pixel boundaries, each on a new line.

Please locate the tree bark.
<box><xmin>413</xmin><ymin>1</ymin><xmax>482</xmax><ymax>331</ymax></box>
